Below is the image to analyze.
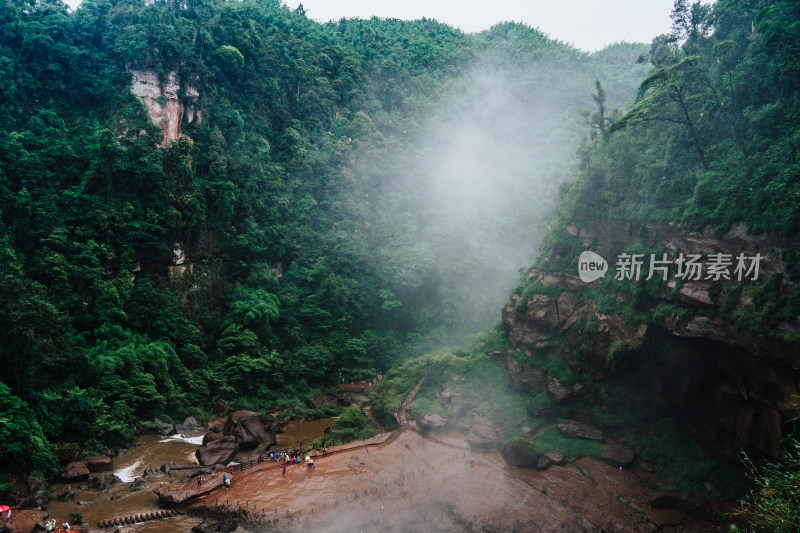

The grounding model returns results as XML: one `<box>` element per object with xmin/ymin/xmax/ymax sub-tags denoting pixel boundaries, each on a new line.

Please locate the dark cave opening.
<box><xmin>606</xmin><ymin>326</ymin><xmax>799</xmax><ymax>463</ymax></box>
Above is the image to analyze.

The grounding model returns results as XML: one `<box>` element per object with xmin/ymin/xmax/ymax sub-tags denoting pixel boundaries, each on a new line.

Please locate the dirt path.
<box><xmin>395</xmin><ymin>377</ymin><xmax>423</xmax><ymax>429</ymax></box>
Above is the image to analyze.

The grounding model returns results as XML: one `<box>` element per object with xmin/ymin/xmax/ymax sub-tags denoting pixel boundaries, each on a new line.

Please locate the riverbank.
<box><xmin>187</xmin><ymin>427</ymin><xmax>718</xmax><ymax>532</ymax></box>
<box><xmin>28</xmin><ymin>419</ymin><xmax>341</xmax><ymax>533</ymax></box>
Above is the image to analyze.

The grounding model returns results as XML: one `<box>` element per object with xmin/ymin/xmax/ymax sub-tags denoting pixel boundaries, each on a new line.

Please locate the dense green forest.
<box><xmin>0</xmin><ymin>0</ymin><xmax>650</xmax><ymax>478</ymax></box>
<box><xmin>521</xmin><ymin>0</ymin><xmax>800</xmax><ymax>330</ymax></box>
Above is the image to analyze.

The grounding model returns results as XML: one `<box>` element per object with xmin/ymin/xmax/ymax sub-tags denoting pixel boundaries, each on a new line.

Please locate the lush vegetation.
<box><xmin>0</xmin><ymin>0</ymin><xmax>649</xmax><ymax>480</ymax></box>
<box><xmin>497</xmin><ymin>0</ymin><xmax>800</xmax><ymax>505</ymax></box>
<box><xmin>5</xmin><ymin>4</ymin><xmax>796</xmax><ymax>528</ymax></box>
<box><xmin>313</xmin><ymin>405</ymin><xmax>376</xmax><ymax>448</ymax></box>
<box><xmin>513</xmin><ymin>0</ymin><xmax>800</xmax><ymax>346</ymax></box>
<box><xmin>537</xmin><ymin>0</ymin><xmax>800</xmax><ymax>242</ymax></box>
<box><xmin>735</xmin><ymin>443</ymin><xmax>800</xmax><ymax>532</ymax></box>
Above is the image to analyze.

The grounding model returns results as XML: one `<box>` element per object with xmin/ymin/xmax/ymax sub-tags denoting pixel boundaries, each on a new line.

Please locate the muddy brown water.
<box><xmin>275</xmin><ymin>418</ymin><xmax>335</xmax><ymax>452</ymax></box>
<box><xmin>45</xmin><ymin>420</ymin><xmax>335</xmax><ymax>532</ymax></box>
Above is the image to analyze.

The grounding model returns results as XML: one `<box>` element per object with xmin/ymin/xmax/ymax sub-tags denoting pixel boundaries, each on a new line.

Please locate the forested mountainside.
<box><xmin>505</xmin><ymin>0</ymin><xmax>800</xmax><ymax>459</ymax></box>
<box><xmin>0</xmin><ymin>0</ymin><xmax>649</xmax><ymax>477</ymax></box>
<box><xmin>372</xmin><ymin>0</ymin><xmax>800</xmax><ymax>516</ymax></box>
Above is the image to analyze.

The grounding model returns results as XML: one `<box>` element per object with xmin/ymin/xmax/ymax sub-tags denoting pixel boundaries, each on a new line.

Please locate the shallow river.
<box><xmin>45</xmin><ymin>419</ymin><xmax>335</xmax><ymax>531</ymax></box>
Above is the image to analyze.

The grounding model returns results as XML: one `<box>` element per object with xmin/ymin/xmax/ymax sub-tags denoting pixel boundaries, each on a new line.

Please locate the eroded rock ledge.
<box><xmin>500</xmin><ymin>221</ymin><xmax>800</xmax><ymax>459</ymax></box>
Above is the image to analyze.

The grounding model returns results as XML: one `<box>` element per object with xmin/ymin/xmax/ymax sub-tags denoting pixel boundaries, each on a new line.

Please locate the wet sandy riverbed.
<box><xmin>193</xmin><ymin>429</ymin><xmax>718</xmax><ymax>533</ymax></box>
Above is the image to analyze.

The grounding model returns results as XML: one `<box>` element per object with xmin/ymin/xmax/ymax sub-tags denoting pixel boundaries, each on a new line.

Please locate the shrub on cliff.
<box><xmin>324</xmin><ymin>406</ymin><xmax>376</xmax><ymax>445</ymax></box>
<box><xmin>735</xmin><ymin>443</ymin><xmax>800</xmax><ymax>532</ymax></box>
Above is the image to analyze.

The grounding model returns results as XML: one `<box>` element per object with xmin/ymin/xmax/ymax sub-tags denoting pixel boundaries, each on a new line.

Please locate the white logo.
<box><xmin>578</xmin><ymin>251</ymin><xmax>608</xmax><ymax>282</ymax></box>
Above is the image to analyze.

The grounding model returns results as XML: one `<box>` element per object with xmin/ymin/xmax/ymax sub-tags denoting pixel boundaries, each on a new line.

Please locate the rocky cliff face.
<box><xmin>501</xmin><ymin>221</ymin><xmax>800</xmax><ymax>459</ymax></box>
<box><xmin>130</xmin><ymin>70</ymin><xmax>200</xmax><ymax>147</ymax></box>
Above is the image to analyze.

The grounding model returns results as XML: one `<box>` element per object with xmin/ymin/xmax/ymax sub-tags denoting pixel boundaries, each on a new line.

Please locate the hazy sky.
<box><xmin>61</xmin><ymin>0</ymin><xmax>706</xmax><ymax>52</ymax></box>
<box><xmin>281</xmin><ymin>0</ymin><xmax>683</xmax><ymax>52</ymax></box>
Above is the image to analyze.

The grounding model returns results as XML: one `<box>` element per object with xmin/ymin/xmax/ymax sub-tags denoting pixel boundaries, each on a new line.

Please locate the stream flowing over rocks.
<box><xmin>15</xmin><ymin>417</ymin><xmax>334</xmax><ymax>533</ymax></box>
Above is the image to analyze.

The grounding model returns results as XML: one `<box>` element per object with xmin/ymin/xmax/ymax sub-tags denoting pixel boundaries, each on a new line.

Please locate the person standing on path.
<box><xmin>282</xmin><ymin>462</ymin><xmax>286</xmax><ymax>475</ymax></box>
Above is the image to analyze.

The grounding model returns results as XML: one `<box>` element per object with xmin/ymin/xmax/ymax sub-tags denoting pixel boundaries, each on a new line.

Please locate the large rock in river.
<box><xmin>62</xmin><ymin>461</ymin><xmax>90</xmax><ymax>482</ymax></box>
<box><xmin>154</xmin><ymin>418</ymin><xmax>176</xmax><ymax>436</ymax></box>
<box><xmin>202</xmin><ymin>431</ymin><xmax>224</xmax><ymax>446</ymax></box>
<box><xmin>223</xmin><ymin>411</ymin><xmax>276</xmax><ymax>450</ymax></box>
<box><xmin>82</xmin><ymin>455</ymin><xmax>112</xmax><ymax>472</ymax></box>
<box><xmin>176</xmin><ymin>416</ymin><xmax>204</xmax><ymax>435</ymax></box>
<box><xmin>196</xmin><ymin>436</ymin><xmax>239</xmax><ymax>466</ymax></box>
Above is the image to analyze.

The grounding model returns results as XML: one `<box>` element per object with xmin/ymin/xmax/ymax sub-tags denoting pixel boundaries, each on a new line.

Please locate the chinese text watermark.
<box><xmin>578</xmin><ymin>251</ymin><xmax>762</xmax><ymax>283</ymax></box>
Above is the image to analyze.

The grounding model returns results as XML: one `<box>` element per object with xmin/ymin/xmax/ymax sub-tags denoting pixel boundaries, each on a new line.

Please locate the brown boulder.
<box><xmin>223</xmin><ymin>411</ymin><xmax>276</xmax><ymax>449</ymax></box>
<box><xmin>500</xmin><ymin>440</ymin><xmax>538</xmax><ymax>468</ymax></box>
<box><xmin>557</xmin><ymin>420</ymin><xmax>603</xmax><ymax>441</ymax></box>
<box><xmin>420</xmin><ymin>413</ymin><xmax>448</xmax><ymax>432</ymax></box>
<box><xmin>176</xmin><ymin>416</ymin><xmax>204</xmax><ymax>434</ymax></box>
<box><xmin>202</xmin><ymin>431</ymin><xmax>224</xmax><ymax>446</ymax></box>
<box><xmin>548</xmin><ymin>376</ymin><xmax>584</xmax><ymax>403</ymax></box>
<box><xmin>195</xmin><ymin>436</ymin><xmax>239</xmax><ymax>466</ymax></box>
<box><xmin>535</xmin><ymin>455</ymin><xmax>551</xmax><ymax>470</ymax></box>
<box><xmin>55</xmin><ymin>485</ymin><xmax>75</xmax><ymax>501</ymax></box>
<box><xmin>466</xmin><ymin>414</ymin><xmax>503</xmax><ymax>450</ymax></box>
<box><xmin>87</xmin><ymin>473</ymin><xmax>111</xmax><ymax>490</ymax></box>
<box><xmin>63</xmin><ymin>461</ymin><xmax>90</xmax><ymax>482</ymax></box>
<box><xmin>154</xmin><ymin>418</ymin><xmax>175</xmax><ymax>436</ymax></box>
<box><xmin>503</xmin><ymin>356</ymin><xmax>548</xmax><ymax>393</ymax></box>
<box><xmin>29</xmin><ymin>491</ymin><xmax>47</xmax><ymax>510</ymax></box>
<box><xmin>545</xmin><ymin>450</ymin><xmax>566</xmax><ymax>465</ymax></box>
<box><xmin>600</xmin><ymin>443</ymin><xmax>636</xmax><ymax>467</ymax></box>
<box><xmin>82</xmin><ymin>455</ymin><xmax>112</xmax><ymax>472</ymax></box>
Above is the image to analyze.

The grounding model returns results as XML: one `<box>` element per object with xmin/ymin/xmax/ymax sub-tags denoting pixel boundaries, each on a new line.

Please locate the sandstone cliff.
<box><xmin>501</xmin><ymin>221</ymin><xmax>800</xmax><ymax>459</ymax></box>
<box><xmin>130</xmin><ymin>70</ymin><xmax>200</xmax><ymax>147</ymax></box>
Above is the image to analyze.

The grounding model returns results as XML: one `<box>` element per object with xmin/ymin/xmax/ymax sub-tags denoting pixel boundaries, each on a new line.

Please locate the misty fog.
<box><xmin>394</xmin><ymin>43</ymin><xmax>647</xmax><ymax>343</ymax></box>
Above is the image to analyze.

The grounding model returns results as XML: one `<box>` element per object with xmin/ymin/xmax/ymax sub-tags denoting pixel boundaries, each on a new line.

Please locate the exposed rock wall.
<box><xmin>501</xmin><ymin>221</ymin><xmax>800</xmax><ymax>458</ymax></box>
<box><xmin>130</xmin><ymin>70</ymin><xmax>200</xmax><ymax>147</ymax></box>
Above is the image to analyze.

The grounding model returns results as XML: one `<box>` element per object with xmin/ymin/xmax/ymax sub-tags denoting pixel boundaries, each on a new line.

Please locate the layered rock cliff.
<box><xmin>501</xmin><ymin>221</ymin><xmax>800</xmax><ymax>459</ymax></box>
<box><xmin>130</xmin><ymin>70</ymin><xmax>200</xmax><ymax>147</ymax></box>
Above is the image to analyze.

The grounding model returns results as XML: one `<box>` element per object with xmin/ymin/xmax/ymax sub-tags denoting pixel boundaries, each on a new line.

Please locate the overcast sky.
<box><xmin>61</xmin><ymin>0</ymin><xmax>695</xmax><ymax>52</ymax></box>
<box><xmin>281</xmin><ymin>0</ymin><xmax>683</xmax><ymax>52</ymax></box>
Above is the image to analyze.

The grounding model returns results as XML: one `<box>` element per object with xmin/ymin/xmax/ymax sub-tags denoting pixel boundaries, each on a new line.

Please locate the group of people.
<box><xmin>270</xmin><ymin>448</ymin><xmax>320</xmax><ymax>474</ymax></box>
<box><xmin>191</xmin><ymin>468</ymin><xmax>231</xmax><ymax>490</ymax></box>
<box><xmin>43</xmin><ymin>518</ymin><xmax>67</xmax><ymax>531</ymax></box>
